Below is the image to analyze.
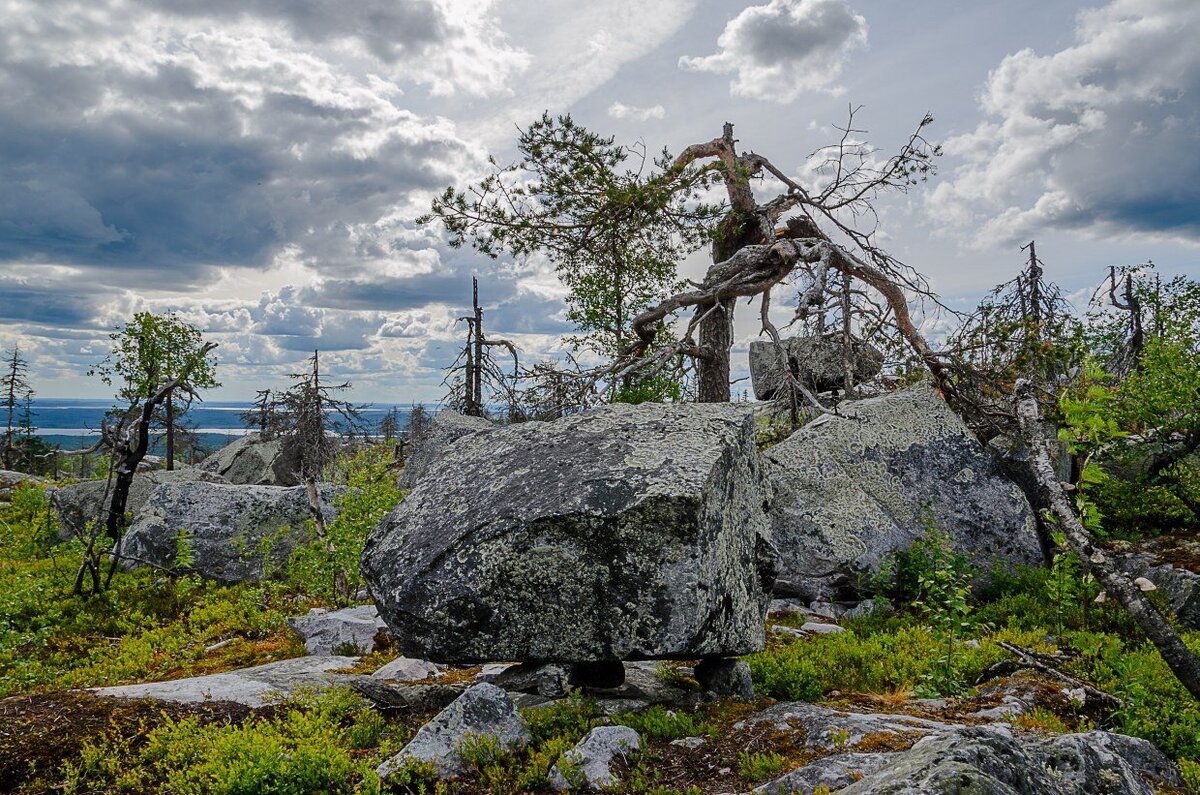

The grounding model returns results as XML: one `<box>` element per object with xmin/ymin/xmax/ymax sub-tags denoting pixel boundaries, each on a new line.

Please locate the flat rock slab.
<box><xmin>363</xmin><ymin>402</ymin><xmax>777</xmax><ymax>663</ymax></box>
<box><xmin>90</xmin><ymin>656</ymin><xmax>360</xmax><ymax>708</ymax></box>
<box><xmin>288</xmin><ymin>605</ymin><xmax>390</xmax><ymax>655</ymax></box>
<box><xmin>764</xmin><ymin>382</ymin><xmax>1042</xmax><ymax>601</ymax></box>
<box><xmin>119</xmin><ymin>481</ymin><xmax>344</xmax><ymax>583</ymax></box>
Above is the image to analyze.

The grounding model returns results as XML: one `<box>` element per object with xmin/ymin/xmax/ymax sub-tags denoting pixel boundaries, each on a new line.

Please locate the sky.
<box><xmin>1</xmin><ymin>0</ymin><xmax>1197</xmax><ymax>401</ymax></box>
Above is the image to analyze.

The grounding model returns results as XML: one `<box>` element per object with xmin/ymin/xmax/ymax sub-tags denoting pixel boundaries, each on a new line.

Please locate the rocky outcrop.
<box><xmin>287</xmin><ymin>605</ymin><xmax>389</xmax><ymax>655</ymax></box>
<box><xmin>50</xmin><ymin>468</ymin><xmax>230</xmax><ymax>540</ymax></box>
<box><xmin>0</xmin><ymin>470</ymin><xmax>44</xmax><ymax>501</ymax></box>
<box><xmin>362</xmin><ymin>402</ymin><xmax>777</xmax><ymax>663</ymax></box>
<box><xmin>764</xmin><ymin>382</ymin><xmax>1042</xmax><ymax>600</ymax></box>
<box><xmin>397</xmin><ymin>411</ymin><xmax>493</xmax><ymax>490</ymax></box>
<box><xmin>376</xmin><ymin>683</ymin><xmax>530</xmax><ymax>780</ymax></box>
<box><xmin>549</xmin><ymin>726</ymin><xmax>642</xmax><ymax>791</ymax></box>
<box><xmin>197</xmin><ymin>432</ymin><xmax>302</xmax><ymax>486</ymax></box>
<box><xmin>119</xmin><ymin>482</ymin><xmax>344</xmax><ymax>583</ymax></box>
<box><xmin>745</xmin><ymin>702</ymin><xmax>1181</xmax><ymax>795</ymax></box>
<box><xmin>749</xmin><ymin>334</ymin><xmax>884</xmax><ymax>399</ymax></box>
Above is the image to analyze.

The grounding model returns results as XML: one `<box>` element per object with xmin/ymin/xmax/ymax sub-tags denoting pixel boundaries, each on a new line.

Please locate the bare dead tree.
<box><xmin>1013</xmin><ymin>377</ymin><xmax>1200</xmax><ymax>700</ymax></box>
<box><xmin>443</xmin><ymin>277</ymin><xmax>521</xmax><ymax>419</ymax></box>
<box><xmin>605</xmin><ymin>110</ymin><xmax>948</xmax><ymax>412</ymax></box>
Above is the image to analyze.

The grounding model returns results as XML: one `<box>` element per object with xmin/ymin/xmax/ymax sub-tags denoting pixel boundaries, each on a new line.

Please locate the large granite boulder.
<box><xmin>198</xmin><ymin>432</ymin><xmax>301</xmax><ymax>486</ymax></box>
<box><xmin>398</xmin><ymin>411</ymin><xmax>493</xmax><ymax>490</ymax></box>
<box><xmin>119</xmin><ymin>481</ymin><xmax>344</xmax><ymax>583</ymax></box>
<box><xmin>764</xmin><ymin>382</ymin><xmax>1042</xmax><ymax>600</ymax></box>
<box><xmin>749</xmin><ymin>334</ymin><xmax>883</xmax><ymax>400</ymax></box>
<box><xmin>0</xmin><ymin>470</ymin><xmax>44</xmax><ymax>501</ymax></box>
<box><xmin>363</xmin><ymin>402</ymin><xmax>777</xmax><ymax>663</ymax></box>
<box><xmin>50</xmin><ymin>468</ymin><xmax>230</xmax><ymax>540</ymax></box>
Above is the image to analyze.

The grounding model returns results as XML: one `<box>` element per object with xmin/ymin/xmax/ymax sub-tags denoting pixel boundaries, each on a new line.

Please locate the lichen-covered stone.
<box><xmin>749</xmin><ymin>334</ymin><xmax>884</xmax><ymax>399</ymax></box>
<box><xmin>1117</xmin><ymin>552</ymin><xmax>1200</xmax><ymax>629</ymax></box>
<box><xmin>764</xmin><ymin>382</ymin><xmax>1042</xmax><ymax>600</ymax></box>
<box><xmin>362</xmin><ymin>402</ymin><xmax>776</xmax><ymax>663</ymax></box>
<box><xmin>197</xmin><ymin>432</ymin><xmax>302</xmax><ymax>486</ymax></box>
<box><xmin>837</xmin><ymin>726</ymin><xmax>1181</xmax><ymax>794</ymax></box>
<box><xmin>50</xmin><ymin>468</ymin><xmax>230</xmax><ymax>540</ymax></box>
<box><xmin>754</xmin><ymin>752</ymin><xmax>892</xmax><ymax>794</ymax></box>
<box><xmin>0</xmin><ymin>470</ymin><xmax>44</xmax><ymax>501</ymax></box>
<box><xmin>287</xmin><ymin>605</ymin><xmax>389</xmax><ymax>655</ymax></box>
<box><xmin>398</xmin><ymin>411</ymin><xmax>494</xmax><ymax>490</ymax></box>
<box><xmin>549</xmin><ymin>725</ymin><xmax>642</xmax><ymax>791</ymax></box>
<box><xmin>376</xmin><ymin>683</ymin><xmax>530</xmax><ymax>780</ymax></box>
<box><xmin>693</xmin><ymin>658</ymin><xmax>754</xmax><ymax>698</ymax></box>
<box><xmin>119</xmin><ymin>482</ymin><xmax>343</xmax><ymax>583</ymax></box>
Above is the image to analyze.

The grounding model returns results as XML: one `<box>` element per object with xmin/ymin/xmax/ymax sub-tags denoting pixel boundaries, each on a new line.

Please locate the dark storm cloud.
<box><xmin>0</xmin><ymin>282</ymin><xmax>107</xmax><ymax>326</ymax></box>
<box><xmin>302</xmin><ymin>272</ymin><xmax>518</xmax><ymax>312</ymax></box>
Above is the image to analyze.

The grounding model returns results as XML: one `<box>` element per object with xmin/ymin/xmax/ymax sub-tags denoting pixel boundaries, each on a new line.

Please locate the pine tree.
<box><xmin>1</xmin><ymin>346</ymin><xmax>33</xmax><ymax>471</ymax></box>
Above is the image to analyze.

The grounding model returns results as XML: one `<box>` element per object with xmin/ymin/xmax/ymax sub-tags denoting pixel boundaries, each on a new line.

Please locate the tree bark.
<box><xmin>1013</xmin><ymin>378</ymin><xmax>1200</xmax><ymax>700</ymax></box>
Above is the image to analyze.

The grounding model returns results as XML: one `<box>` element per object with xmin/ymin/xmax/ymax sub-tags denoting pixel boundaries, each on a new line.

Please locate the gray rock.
<box><xmin>198</xmin><ymin>432</ymin><xmax>301</xmax><ymax>486</ymax></box>
<box><xmin>376</xmin><ymin>683</ymin><xmax>530</xmax><ymax>780</ymax></box>
<box><xmin>748</xmin><ymin>334</ymin><xmax>884</xmax><ymax>400</ymax></box>
<box><xmin>1118</xmin><ymin>552</ymin><xmax>1200</xmax><ymax>629</ymax></box>
<box><xmin>372</xmin><ymin>656</ymin><xmax>444</xmax><ymax>681</ymax></box>
<box><xmin>0</xmin><ymin>469</ymin><xmax>44</xmax><ymax>501</ymax></box>
<box><xmin>493</xmin><ymin>662</ymin><xmax>574</xmax><ymax>697</ymax></box>
<box><xmin>838</xmin><ymin>725</ymin><xmax>1181</xmax><ymax>795</ymax></box>
<box><xmin>91</xmin><ymin>656</ymin><xmax>360</xmax><ymax>707</ymax></box>
<box><xmin>739</xmin><ymin>701</ymin><xmax>962</xmax><ymax>748</ymax></box>
<box><xmin>398</xmin><ymin>411</ymin><xmax>494</xmax><ymax>490</ymax></box>
<box><xmin>119</xmin><ymin>481</ymin><xmax>344</xmax><ymax>583</ymax></box>
<box><xmin>764</xmin><ymin>382</ymin><xmax>1042</xmax><ymax>601</ymax></box>
<box><xmin>363</xmin><ymin>402</ymin><xmax>777</xmax><ymax>663</ymax></box>
<box><xmin>693</xmin><ymin>658</ymin><xmax>753</xmax><ymax>698</ymax></box>
<box><xmin>549</xmin><ymin>725</ymin><xmax>642</xmax><ymax>791</ymax></box>
<box><xmin>754</xmin><ymin>752</ymin><xmax>892</xmax><ymax>794</ymax></box>
<box><xmin>288</xmin><ymin>605</ymin><xmax>389</xmax><ymax>656</ymax></box>
<box><xmin>671</xmin><ymin>736</ymin><xmax>705</xmax><ymax>750</ymax></box>
<box><xmin>50</xmin><ymin>468</ymin><xmax>230</xmax><ymax>540</ymax></box>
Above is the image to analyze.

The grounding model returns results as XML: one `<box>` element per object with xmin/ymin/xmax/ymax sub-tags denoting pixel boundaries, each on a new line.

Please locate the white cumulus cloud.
<box><xmin>607</xmin><ymin>102</ymin><xmax>667</xmax><ymax>121</ymax></box>
<box><xmin>678</xmin><ymin>0</ymin><xmax>867</xmax><ymax>102</ymax></box>
<box><xmin>928</xmin><ymin>0</ymin><xmax>1200</xmax><ymax>248</ymax></box>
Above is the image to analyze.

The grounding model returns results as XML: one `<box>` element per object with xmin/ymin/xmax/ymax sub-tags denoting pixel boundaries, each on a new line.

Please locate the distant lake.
<box><xmin>26</xmin><ymin>398</ymin><xmax>423</xmax><ymax>453</ymax></box>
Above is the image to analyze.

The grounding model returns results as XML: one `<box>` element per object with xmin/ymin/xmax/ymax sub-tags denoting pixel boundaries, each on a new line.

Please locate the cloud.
<box><xmin>679</xmin><ymin>0</ymin><xmax>867</xmax><ymax>102</ymax></box>
<box><xmin>608</xmin><ymin>102</ymin><xmax>667</xmax><ymax>121</ymax></box>
<box><xmin>928</xmin><ymin>0</ymin><xmax>1200</xmax><ymax>247</ymax></box>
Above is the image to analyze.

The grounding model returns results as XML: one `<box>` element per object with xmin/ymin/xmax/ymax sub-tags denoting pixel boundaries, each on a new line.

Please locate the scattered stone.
<box><xmin>376</xmin><ymin>683</ymin><xmax>530</xmax><ymax>780</ymax></box>
<box><xmin>767</xmin><ymin>598</ymin><xmax>813</xmax><ymax>616</ymax></box>
<box><xmin>371</xmin><ymin>656</ymin><xmax>444</xmax><ymax>682</ymax></box>
<box><xmin>50</xmin><ymin>468</ymin><xmax>230</xmax><ymax>540</ymax></box>
<box><xmin>754</xmin><ymin>752</ymin><xmax>892</xmax><ymax>795</ymax></box>
<box><xmin>493</xmin><ymin>662</ymin><xmax>574</xmax><ymax>697</ymax></box>
<box><xmin>474</xmin><ymin>663</ymin><xmax>515</xmax><ymax>682</ymax></box>
<box><xmin>398</xmin><ymin>411</ymin><xmax>494</xmax><ymax>490</ymax></box>
<box><xmin>800</xmin><ymin>621</ymin><xmax>845</xmax><ymax>635</ymax></box>
<box><xmin>670</xmin><ymin>736</ymin><xmax>706</xmax><ymax>750</ymax></box>
<box><xmin>0</xmin><ymin>469</ymin><xmax>44</xmax><ymax>501</ymax></box>
<box><xmin>808</xmin><ymin>601</ymin><xmax>847</xmax><ymax>620</ymax></box>
<box><xmin>118</xmin><ymin>481</ymin><xmax>344</xmax><ymax>583</ymax></box>
<box><xmin>1118</xmin><ymin>552</ymin><xmax>1200</xmax><ymax>629</ymax></box>
<box><xmin>91</xmin><ymin>656</ymin><xmax>360</xmax><ymax>707</ymax></box>
<box><xmin>364</xmin><ymin>402</ymin><xmax>777</xmax><ymax>663</ymax></box>
<box><xmin>764</xmin><ymin>382</ymin><xmax>1042</xmax><ymax>601</ymax></box>
<box><xmin>197</xmin><ymin>432</ymin><xmax>302</xmax><ymax>486</ymax></box>
<box><xmin>748</xmin><ymin>334</ymin><xmax>884</xmax><ymax>399</ymax></box>
<box><xmin>693</xmin><ymin>658</ymin><xmax>753</xmax><ymax>699</ymax></box>
<box><xmin>287</xmin><ymin>605</ymin><xmax>389</xmax><ymax>656</ymax></box>
<box><xmin>549</xmin><ymin>725</ymin><xmax>642</xmax><ymax>791</ymax></box>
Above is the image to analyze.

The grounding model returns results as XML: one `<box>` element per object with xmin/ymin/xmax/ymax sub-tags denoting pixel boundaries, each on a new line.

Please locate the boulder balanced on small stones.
<box><xmin>764</xmin><ymin>381</ymin><xmax>1042</xmax><ymax>601</ymax></box>
<box><xmin>362</xmin><ymin>402</ymin><xmax>777</xmax><ymax>664</ymax></box>
<box><xmin>119</xmin><ymin>481</ymin><xmax>344</xmax><ymax>583</ymax></box>
<box><xmin>749</xmin><ymin>334</ymin><xmax>884</xmax><ymax>399</ymax></box>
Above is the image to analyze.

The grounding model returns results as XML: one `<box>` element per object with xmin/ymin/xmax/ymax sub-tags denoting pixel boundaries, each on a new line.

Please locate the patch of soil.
<box><xmin>0</xmin><ymin>690</ymin><xmax>262</xmax><ymax>793</ymax></box>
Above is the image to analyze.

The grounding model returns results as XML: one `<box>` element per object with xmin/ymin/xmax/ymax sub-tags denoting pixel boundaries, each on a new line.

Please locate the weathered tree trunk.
<box><xmin>1014</xmin><ymin>378</ymin><xmax>1200</xmax><ymax>700</ymax></box>
<box><xmin>695</xmin><ymin>297</ymin><xmax>733</xmax><ymax>403</ymax></box>
<box><xmin>165</xmin><ymin>390</ymin><xmax>175</xmax><ymax>471</ymax></box>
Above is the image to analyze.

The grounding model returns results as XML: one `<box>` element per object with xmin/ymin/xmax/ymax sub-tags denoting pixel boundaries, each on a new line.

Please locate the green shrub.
<box><xmin>612</xmin><ymin>704</ymin><xmax>713</xmax><ymax>741</ymax></box>
<box><xmin>737</xmin><ymin>750</ymin><xmax>785</xmax><ymax>783</ymax></box>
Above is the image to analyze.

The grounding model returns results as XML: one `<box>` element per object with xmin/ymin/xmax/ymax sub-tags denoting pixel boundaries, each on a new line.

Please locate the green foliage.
<box><xmin>0</xmin><ymin>482</ymin><xmax>58</xmax><ymax>559</ymax></box>
<box><xmin>736</xmin><ymin>750</ymin><xmax>785</xmax><ymax>783</ymax></box>
<box><xmin>1180</xmin><ymin>759</ymin><xmax>1200</xmax><ymax>794</ymax></box>
<box><xmin>90</xmin><ymin>311</ymin><xmax>220</xmax><ymax>402</ymax></box>
<box><xmin>423</xmin><ymin>112</ymin><xmax>722</xmax><ymax>366</ymax></box>
<box><xmin>612</xmin><ymin>704</ymin><xmax>713</xmax><ymax>741</ymax></box>
<box><xmin>62</xmin><ymin>687</ymin><xmax>387</xmax><ymax>795</ymax></box>
<box><xmin>287</xmin><ymin>445</ymin><xmax>402</xmax><ymax>606</ymax></box>
<box><xmin>611</xmin><ymin>370</ymin><xmax>684</xmax><ymax>405</ymax></box>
